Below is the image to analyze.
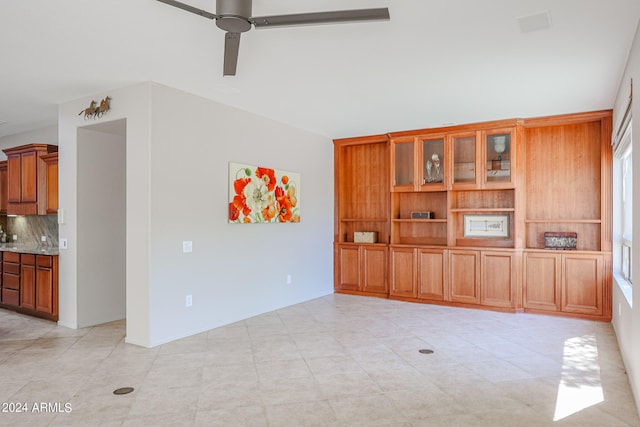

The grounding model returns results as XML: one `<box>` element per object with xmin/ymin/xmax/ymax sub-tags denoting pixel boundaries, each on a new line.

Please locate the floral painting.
<box><xmin>229</xmin><ymin>162</ymin><xmax>300</xmax><ymax>223</ymax></box>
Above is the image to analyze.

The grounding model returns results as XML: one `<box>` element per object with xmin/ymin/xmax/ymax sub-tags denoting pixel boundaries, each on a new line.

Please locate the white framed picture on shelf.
<box><xmin>463</xmin><ymin>214</ymin><xmax>509</xmax><ymax>238</ymax></box>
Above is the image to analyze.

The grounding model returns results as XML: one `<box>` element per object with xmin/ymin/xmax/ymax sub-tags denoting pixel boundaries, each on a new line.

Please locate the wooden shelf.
<box><xmin>393</xmin><ymin>218</ymin><xmax>447</xmax><ymax>223</ymax></box>
<box><xmin>525</xmin><ymin>219</ymin><xmax>601</xmax><ymax>224</ymax></box>
<box><xmin>341</xmin><ymin>218</ymin><xmax>388</xmax><ymax>222</ymax></box>
<box><xmin>451</xmin><ymin>208</ymin><xmax>515</xmax><ymax>213</ymax></box>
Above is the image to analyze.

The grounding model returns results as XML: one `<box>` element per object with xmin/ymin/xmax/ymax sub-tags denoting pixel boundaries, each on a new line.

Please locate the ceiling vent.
<box><xmin>517</xmin><ymin>11</ymin><xmax>551</xmax><ymax>33</ymax></box>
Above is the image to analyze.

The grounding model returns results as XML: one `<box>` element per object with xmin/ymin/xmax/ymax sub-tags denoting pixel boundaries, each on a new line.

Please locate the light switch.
<box><xmin>182</xmin><ymin>241</ymin><xmax>193</xmax><ymax>253</ymax></box>
<box><xmin>59</xmin><ymin>238</ymin><xmax>68</xmax><ymax>249</ymax></box>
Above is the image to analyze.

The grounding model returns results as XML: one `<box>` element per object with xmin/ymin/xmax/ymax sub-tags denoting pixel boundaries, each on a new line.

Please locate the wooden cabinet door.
<box><xmin>36</xmin><ymin>266</ymin><xmax>54</xmax><ymax>314</ymax></box>
<box><xmin>0</xmin><ymin>162</ymin><xmax>7</xmax><ymax>214</ymax></box>
<box><xmin>336</xmin><ymin>245</ymin><xmax>361</xmax><ymax>291</ymax></box>
<box><xmin>481</xmin><ymin>251</ymin><xmax>516</xmax><ymax>308</ymax></box>
<box><xmin>449</xmin><ymin>250</ymin><xmax>479</xmax><ymax>304</ymax></box>
<box><xmin>362</xmin><ymin>245</ymin><xmax>388</xmax><ymax>294</ymax></box>
<box><xmin>44</xmin><ymin>155</ymin><xmax>58</xmax><ymax>214</ymax></box>
<box><xmin>562</xmin><ymin>254</ymin><xmax>603</xmax><ymax>316</ymax></box>
<box><xmin>390</xmin><ymin>138</ymin><xmax>416</xmax><ymax>191</ymax></box>
<box><xmin>418</xmin><ymin>249</ymin><xmax>445</xmax><ymax>301</ymax></box>
<box><xmin>390</xmin><ymin>247</ymin><xmax>416</xmax><ymax>298</ymax></box>
<box><xmin>523</xmin><ymin>252</ymin><xmax>561</xmax><ymax>312</ymax></box>
<box><xmin>20</xmin><ymin>263</ymin><xmax>35</xmax><ymax>310</ymax></box>
<box><xmin>20</xmin><ymin>151</ymin><xmax>37</xmax><ymax>203</ymax></box>
<box><xmin>7</xmin><ymin>153</ymin><xmax>21</xmax><ymax>203</ymax></box>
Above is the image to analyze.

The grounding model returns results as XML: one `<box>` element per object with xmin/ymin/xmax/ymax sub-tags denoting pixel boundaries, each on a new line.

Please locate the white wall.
<box><xmin>147</xmin><ymin>84</ymin><xmax>333</xmax><ymax>346</ymax></box>
<box><xmin>76</xmin><ymin>122</ymin><xmax>126</xmax><ymax>327</ymax></box>
<box><xmin>58</xmin><ymin>83</ymin><xmax>152</xmax><ymax>346</ymax></box>
<box><xmin>59</xmin><ymin>82</ymin><xmax>333</xmax><ymax>347</ymax></box>
<box><xmin>611</xmin><ymin>20</ymin><xmax>640</xmax><ymax>416</ymax></box>
<box><xmin>0</xmin><ymin>125</ymin><xmax>58</xmax><ymax>159</ymax></box>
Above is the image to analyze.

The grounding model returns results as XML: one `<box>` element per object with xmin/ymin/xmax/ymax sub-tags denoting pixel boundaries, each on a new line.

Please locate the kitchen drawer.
<box><xmin>36</xmin><ymin>256</ymin><xmax>52</xmax><ymax>268</ymax></box>
<box><xmin>3</xmin><ymin>273</ymin><xmax>19</xmax><ymax>290</ymax></box>
<box><xmin>21</xmin><ymin>254</ymin><xmax>35</xmax><ymax>265</ymax></box>
<box><xmin>3</xmin><ymin>262</ymin><xmax>19</xmax><ymax>275</ymax></box>
<box><xmin>2</xmin><ymin>288</ymin><xmax>19</xmax><ymax>306</ymax></box>
<box><xmin>3</xmin><ymin>252</ymin><xmax>19</xmax><ymax>263</ymax></box>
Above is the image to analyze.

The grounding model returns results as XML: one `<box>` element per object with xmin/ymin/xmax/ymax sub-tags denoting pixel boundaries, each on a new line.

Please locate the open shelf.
<box><xmin>342</xmin><ymin>218</ymin><xmax>388</xmax><ymax>222</ymax></box>
<box><xmin>451</xmin><ymin>208</ymin><xmax>515</xmax><ymax>213</ymax></box>
<box><xmin>451</xmin><ymin>189</ymin><xmax>514</xmax><ymax>210</ymax></box>
<box><xmin>525</xmin><ymin>219</ymin><xmax>601</xmax><ymax>224</ymax></box>
<box><xmin>525</xmin><ymin>221</ymin><xmax>601</xmax><ymax>251</ymax></box>
<box><xmin>393</xmin><ymin>218</ymin><xmax>447</xmax><ymax>223</ymax></box>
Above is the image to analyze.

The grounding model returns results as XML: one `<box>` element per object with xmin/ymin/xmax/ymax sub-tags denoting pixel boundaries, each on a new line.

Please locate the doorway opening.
<box><xmin>76</xmin><ymin>119</ymin><xmax>126</xmax><ymax>327</ymax></box>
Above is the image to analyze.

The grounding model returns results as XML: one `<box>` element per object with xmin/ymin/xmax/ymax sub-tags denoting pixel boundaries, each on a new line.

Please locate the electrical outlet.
<box><xmin>286</xmin><ymin>274</ymin><xmax>292</xmax><ymax>284</ymax></box>
<box><xmin>12</xmin><ymin>235</ymin><xmax>17</xmax><ymax>241</ymax></box>
<box><xmin>186</xmin><ymin>294</ymin><xmax>193</xmax><ymax>307</ymax></box>
<box><xmin>183</xmin><ymin>241</ymin><xmax>193</xmax><ymax>253</ymax></box>
<box><xmin>41</xmin><ymin>236</ymin><xmax>47</xmax><ymax>242</ymax></box>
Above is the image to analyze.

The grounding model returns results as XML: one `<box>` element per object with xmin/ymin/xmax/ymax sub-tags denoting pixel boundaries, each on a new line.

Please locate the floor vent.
<box><xmin>113</xmin><ymin>387</ymin><xmax>135</xmax><ymax>395</ymax></box>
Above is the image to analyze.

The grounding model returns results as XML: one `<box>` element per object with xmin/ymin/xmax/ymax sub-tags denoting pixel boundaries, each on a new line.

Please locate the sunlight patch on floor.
<box><xmin>554</xmin><ymin>334</ymin><xmax>604</xmax><ymax>421</ymax></box>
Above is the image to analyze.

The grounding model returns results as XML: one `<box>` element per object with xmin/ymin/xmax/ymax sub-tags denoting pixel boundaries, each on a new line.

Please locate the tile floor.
<box><xmin>0</xmin><ymin>294</ymin><xmax>638</xmax><ymax>426</ymax></box>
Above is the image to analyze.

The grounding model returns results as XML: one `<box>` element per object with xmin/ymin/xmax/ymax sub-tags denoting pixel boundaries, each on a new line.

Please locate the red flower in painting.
<box><xmin>275</xmin><ymin>186</ymin><xmax>294</xmax><ymax>222</ymax></box>
<box><xmin>262</xmin><ymin>194</ymin><xmax>277</xmax><ymax>222</ymax></box>
<box><xmin>229</xmin><ymin>202</ymin><xmax>240</xmax><ymax>221</ymax></box>
<box><xmin>229</xmin><ymin>177</ymin><xmax>252</xmax><ymax>220</ymax></box>
<box><xmin>256</xmin><ymin>167</ymin><xmax>277</xmax><ymax>192</ymax></box>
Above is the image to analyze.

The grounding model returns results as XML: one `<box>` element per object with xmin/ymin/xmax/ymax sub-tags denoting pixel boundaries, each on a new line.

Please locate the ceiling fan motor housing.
<box><xmin>216</xmin><ymin>0</ymin><xmax>252</xmax><ymax>32</ymax></box>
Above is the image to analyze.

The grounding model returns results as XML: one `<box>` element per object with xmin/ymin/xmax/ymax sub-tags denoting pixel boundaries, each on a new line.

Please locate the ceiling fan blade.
<box><xmin>250</xmin><ymin>8</ymin><xmax>389</xmax><ymax>29</ymax></box>
<box><xmin>224</xmin><ymin>32</ymin><xmax>241</xmax><ymax>76</ymax></box>
<box><xmin>156</xmin><ymin>0</ymin><xmax>218</xmax><ymax>20</ymax></box>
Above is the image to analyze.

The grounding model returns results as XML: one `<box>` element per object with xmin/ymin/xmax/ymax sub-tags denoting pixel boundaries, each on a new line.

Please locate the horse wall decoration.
<box><xmin>78</xmin><ymin>96</ymin><xmax>111</xmax><ymax>119</ymax></box>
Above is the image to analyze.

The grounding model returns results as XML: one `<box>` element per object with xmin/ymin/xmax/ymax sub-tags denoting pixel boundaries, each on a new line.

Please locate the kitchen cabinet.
<box><xmin>0</xmin><ymin>161</ymin><xmax>7</xmax><ymax>215</ymax></box>
<box><xmin>20</xmin><ymin>254</ymin><xmax>36</xmax><ymax>310</ymax></box>
<box><xmin>3</xmin><ymin>144</ymin><xmax>58</xmax><ymax>215</ymax></box>
<box><xmin>35</xmin><ymin>255</ymin><xmax>57</xmax><ymax>316</ymax></box>
<box><xmin>41</xmin><ymin>153</ymin><xmax>58</xmax><ymax>214</ymax></box>
<box><xmin>2</xmin><ymin>252</ymin><xmax>20</xmax><ymax>307</ymax></box>
<box><xmin>0</xmin><ymin>251</ymin><xmax>58</xmax><ymax>321</ymax></box>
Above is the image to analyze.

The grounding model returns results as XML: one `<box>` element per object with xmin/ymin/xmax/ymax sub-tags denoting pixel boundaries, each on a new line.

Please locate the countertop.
<box><xmin>0</xmin><ymin>243</ymin><xmax>59</xmax><ymax>256</ymax></box>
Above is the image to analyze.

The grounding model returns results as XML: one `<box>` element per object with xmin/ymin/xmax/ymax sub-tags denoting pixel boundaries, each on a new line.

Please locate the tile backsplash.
<box><xmin>7</xmin><ymin>215</ymin><xmax>58</xmax><ymax>246</ymax></box>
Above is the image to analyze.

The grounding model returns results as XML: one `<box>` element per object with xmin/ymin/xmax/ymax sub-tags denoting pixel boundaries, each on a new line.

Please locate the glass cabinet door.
<box><xmin>485</xmin><ymin>132</ymin><xmax>511</xmax><ymax>184</ymax></box>
<box><xmin>393</xmin><ymin>140</ymin><xmax>415</xmax><ymax>187</ymax></box>
<box><xmin>453</xmin><ymin>135</ymin><xmax>477</xmax><ymax>185</ymax></box>
<box><xmin>421</xmin><ymin>138</ymin><xmax>445</xmax><ymax>186</ymax></box>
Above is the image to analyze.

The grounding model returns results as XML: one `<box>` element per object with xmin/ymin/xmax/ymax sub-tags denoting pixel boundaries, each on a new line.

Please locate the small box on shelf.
<box><xmin>544</xmin><ymin>232</ymin><xmax>577</xmax><ymax>250</ymax></box>
<box><xmin>354</xmin><ymin>232</ymin><xmax>378</xmax><ymax>243</ymax></box>
<box><xmin>411</xmin><ymin>212</ymin><xmax>434</xmax><ymax>219</ymax></box>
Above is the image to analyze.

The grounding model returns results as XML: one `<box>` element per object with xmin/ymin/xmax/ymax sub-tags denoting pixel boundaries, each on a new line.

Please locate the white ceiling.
<box><xmin>1</xmin><ymin>0</ymin><xmax>639</xmax><ymax>140</ymax></box>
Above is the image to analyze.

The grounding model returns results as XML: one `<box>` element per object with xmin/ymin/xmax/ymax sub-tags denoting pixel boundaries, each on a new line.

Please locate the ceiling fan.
<box><xmin>157</xmin><ymin>0</ymin><xmax>390</xmax><ymax>76</ymax></box>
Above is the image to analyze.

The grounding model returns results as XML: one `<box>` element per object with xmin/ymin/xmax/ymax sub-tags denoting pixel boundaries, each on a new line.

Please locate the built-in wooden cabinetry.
<box><xmin>3</xmin><ymin>144</ymin><xmax>58</xmax><ymax>215</ymax></box>
<box><xmin>333</xmin><ymin>135</ymin><xmax>390</xmax><ymax>297</ymax></box>
<box><xmin>0</xmin><ymin>251</ymin><xmax>58</xmax><ymax>321</ymax></box>
<box><xmin>334</xmin><ymin>111</ymin><xmax>612</xmax><ymax>321</ymax></box>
